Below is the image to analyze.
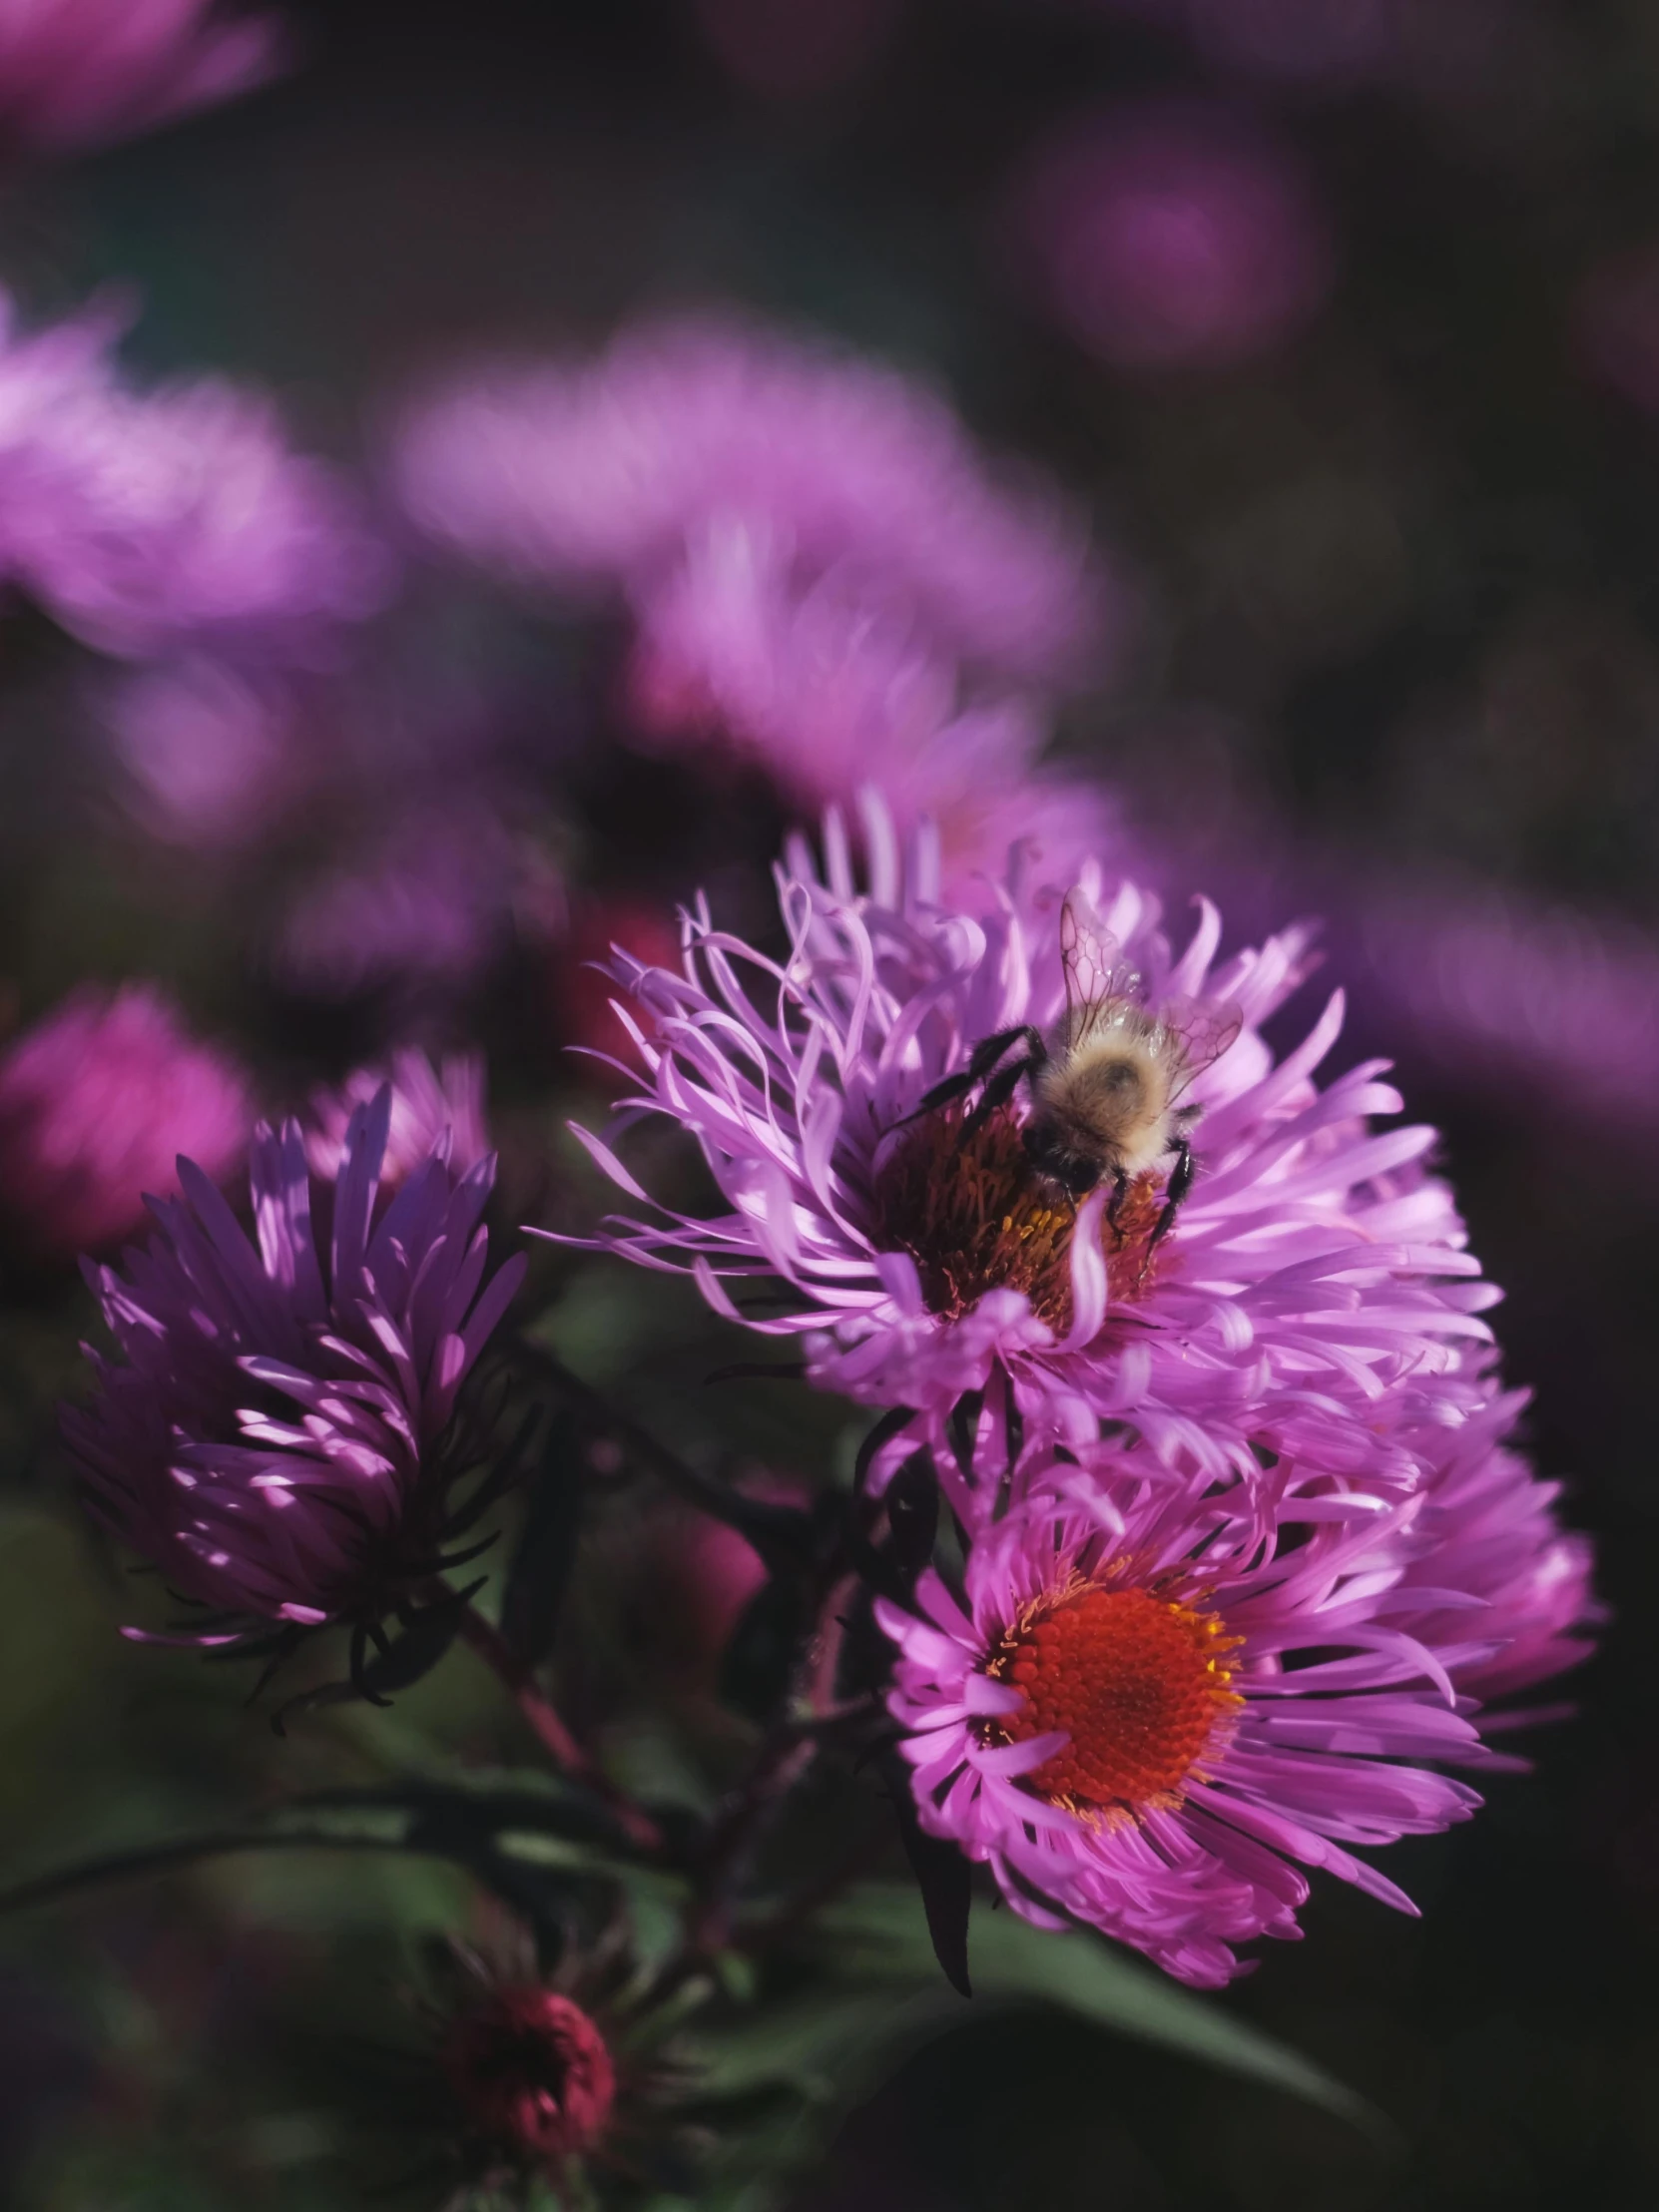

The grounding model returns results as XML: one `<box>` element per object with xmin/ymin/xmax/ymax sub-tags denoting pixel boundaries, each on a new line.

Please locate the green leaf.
<box><xmin>811</xmin><ymin>1883</ymin><xmax>1381</xmax><ymax>2132</ymax></box>
<box><xmin>680</xmin><ymin>1989</ymin><xmax>918</xmax><ymax>2102</ymax></box>
<box><xmin>0</xmin><ymin>1775</ymin><xmax>657</xmax><ymax>1921</ymax></box>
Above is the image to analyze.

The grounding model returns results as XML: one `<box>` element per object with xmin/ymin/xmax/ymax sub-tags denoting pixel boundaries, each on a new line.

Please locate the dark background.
<box><xmin>3</xmin><ymin>2</ymin><xmax>1658</xmax><ymax>2205</ymax></box>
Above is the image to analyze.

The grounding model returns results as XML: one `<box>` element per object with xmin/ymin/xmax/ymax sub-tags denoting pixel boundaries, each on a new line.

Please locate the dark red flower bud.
<box><xmin>440</xmin><ymin>1986</ymin><xmax>616</xmax><ymax>2167</ymax></box>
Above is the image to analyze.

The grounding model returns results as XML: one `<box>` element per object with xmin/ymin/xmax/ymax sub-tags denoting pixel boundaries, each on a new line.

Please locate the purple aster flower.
<box><xmin>61</xmin><ymin>1087</ymin><xmax>527</xmax><ymax>1645</ymax></box>
<box><xmin>877</xmin><ymin>1426</ymin><xmax>1594</xmax><ymax>1985</ymax></box>
<box><xmin>0</xmin><ymin>288</ymin><xmax>389</xmax><ymax>656</ymax></box>
<box><xmin>562</xmin><ymin>801</ymin><xmax>1497</xmax><ymax>1494</ymax></box>
<box><xmin>0</xmin><ymin>0</ymin><xmax>283</xmax><ymax>156</ymax></box>
<box><xmin>1003</xmin><ymin>104</ymin><xmax>1334</xmax><ymax>372</ymax></box>
<box><xmin>0</xmin><ymin>983</ymin><xmax>251</xmax><ymax>1259</ymax></box>
<box><xmin>390</xmin><ymin>312</ymin><xmax>1108</xmax><ymax>688</ymax></box>
<box><xmin>305</xmin><ymin>1047</ymin><xmax>489</xmax><ymax>1189</ymax></box>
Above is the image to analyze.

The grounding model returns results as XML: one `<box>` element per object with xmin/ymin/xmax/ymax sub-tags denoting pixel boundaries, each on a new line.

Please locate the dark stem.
<box><xmin>508</xmin><ymin>1337</ymin><xmax>817</xmax><ymax>1570</ymax></box>
<box><xmin>683</xmin><ymin>1571</ymin><xmax>858</xmax><ymax>1956</ymax></box>
<box><xmin>737</xmin><ymin>1820</ymin><xmax>894</xmax><ymax>1955</ymax></box>
<box><xmin>453</xmin><ymin>1600</ymin><xmax>663</xmax><ymax>1855</ymax></box>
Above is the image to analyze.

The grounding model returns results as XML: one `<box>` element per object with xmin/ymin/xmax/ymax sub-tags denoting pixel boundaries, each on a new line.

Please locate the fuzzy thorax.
<box><xmin>1031</xmin><ymin>1029</ymin><xmax>1179</xmax><ymax>1181</ymax></box>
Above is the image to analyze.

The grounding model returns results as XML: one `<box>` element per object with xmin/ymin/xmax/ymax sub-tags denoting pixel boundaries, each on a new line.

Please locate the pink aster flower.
<box><xmin>391</xmin><ymin>312</ymin><xmax>1106</xmax><ymax>688</ymax></box>
<box><xmin>304</xmin><ymin>1047</ymin><xmax>489</xmax><ymax>1189</ymax></box>
<box><xmin>0</xmin><ymin>288</ymin><xmax>388</xmax><ymax>656</ymax></box>
<box><xmin>563</xmin><ymin>802</ymin><xmax>1497</xmax><ymax>1495</ymax></box>
<box><xmin>0</xmin><ymin>983</ymin><xmax>251</xmax><ymax>1259</ymax></box>
<box><xmin>0</xmin><ymin>0</ymin><xmax>283</xmax><ymax>157</ymax></box>
<box><xmin>1003</xmin><ymin>104</ymin><xmax>1334</xmax><ymax>372</ymax></box>
<box><xmin>61</xmin><ymin>1086</ymin><xmax>527</xmax><ymax>1644</ymax></box>
<box><xmin>878</xmin><ymin>1427</ymin><xmax>1592</xmax><ymax>1985</ymax></box>
<box><xmin>1386</xmin><ymin>1383</ymin><xmax>1599</xmax><ymax>1720</ymax></box>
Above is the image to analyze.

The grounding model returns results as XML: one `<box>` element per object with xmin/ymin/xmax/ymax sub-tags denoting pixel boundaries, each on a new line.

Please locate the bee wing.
<box><xmin>1060</xmin><ymin>886</ymin><xmax>1142</xmax><ymax>1038</ymax></box>
<box><xmin>1159</xmin><ymin>996</ymin><xmax>1244</xmax><ymax>1102</ymax></box>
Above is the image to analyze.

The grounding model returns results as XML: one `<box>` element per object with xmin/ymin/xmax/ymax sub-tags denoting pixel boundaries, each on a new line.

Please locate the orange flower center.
<box><xmin>872</xmin><ymin>1104</ymin><xmax>1163</xmax><ymax>1332</ymax></box>
<box><xmin>985</xmin><ymin>1580</ymin><xmax>1242</xmax><ymax>1817</ymax></box>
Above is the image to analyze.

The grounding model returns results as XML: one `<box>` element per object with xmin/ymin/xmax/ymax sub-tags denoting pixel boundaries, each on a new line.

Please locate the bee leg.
<box><xmin>1144</xmin><ymin>1137</ymin><xmax>1195</xmax><ymax>1262</ymax></box>
<box><xmin>962</xmin><ymin>1054</ymin><xmax>1037</xmax><ymax>1137</ymax></box>
<box><xmin>908</xmin><ymin>1026</ymin><xmax>1045</xmax><ymax>1123</ymax></box>
<box><xmin>1106</xmin><ymin>1168</ymin><xmax>1132</xmax><ymax>1245</ymax></box>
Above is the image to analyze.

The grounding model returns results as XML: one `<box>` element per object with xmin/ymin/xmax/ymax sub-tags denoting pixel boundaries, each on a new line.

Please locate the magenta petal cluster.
<box><xmin>0</xmin><ymin>0</ymin><xmax>283</xmax><ymax>155</ymax></box>
<box><xmin>877</xmin><ymin>1431</ymin><xmax>1591</xmax><ymax>1984</ymax></box>
<box><xmin>0</xmin><ymin>289</ymin><xmax>388</xmax><ymax>655</ymax></box>
<box><xmin>392</xmin><ymin>313</ymin><xmax>1102</xmax><ymax>684</ymax></box>
<box><xmin>305</xmin><ymin>1047</ymin><xmax>490</xmax><ymax>1189</ymax></box>
<box><xmin>62</xmin><ymin>1088</ymin><xmax>527</xmax><ymax>1638</ymax></box>
<box><xmin>0</xmin><ymin>983</ymin><xmax>251</xmax><ymax>1258</ymax></box>
<box><xmin>563</xmin><ymin>804</ymin><xmax>1497</xmax><ymax>1492</ymax></box>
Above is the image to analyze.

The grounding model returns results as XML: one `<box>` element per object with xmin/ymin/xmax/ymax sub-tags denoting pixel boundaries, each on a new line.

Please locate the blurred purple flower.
<box><xmin>0</xmin><ymin>0</ymin><xmax>284</xmax><ymax>155</ymax></box>
<box><xmin>1145</xmin><ymin>806</ymin><xmax>1659</xmax><ymax>1151</ymax></box>
<box><xmin>627</xmin><ymin>528</ymin><xmax>1121</xmax><ymax>886</ymax></box>
<box><xmin>879</xmin><ymin>1423</ymin><xmax>1591</xmax><ymax>1985</ymax></box>
<box><xmin>0</xmin><ymin>288</ymin><xmax>389</xmax><ymax>656</ymax></box>
<box><xmin>1005</xmin><ymin>105</ymin><xmax>1334</xmax><ymax>371</ymax></box>
<box><xmin>275</xmin><ymin>802</ymin><xmax>561</xmax><ymax>1000</ymax></box>
<box><xmin>391</xmin><ymin>312</ymin><xmax>1107</xmax><ymax>687</ymax></box>
<box><xmin>0</xmin><ymin>983</ymin><xmax>251</xmax><ymax>1258</ymax></box>
<box><xmin>62</xmin><ymin>1087</ymin><xmax>527</xmax><ymax>1643</ymax></box>
<box><xmin>560</xmin><ymin>800</ymin><xmax>1497</xmax><ymax>1492</ymax></box>
<box><xmin>1352</xmin><ymin>870</ymin><xmax>1659</xmax><ymax>1136</ymax></box>
<box><xmin>102</xmin><ymin>657</ymin><xmax>301</xmax><ymax>847</ymax></box>
<box><xmin>305</xmin><ymin>1047</ymin><xmax>489</xmax><ymax>1189</ymax></box>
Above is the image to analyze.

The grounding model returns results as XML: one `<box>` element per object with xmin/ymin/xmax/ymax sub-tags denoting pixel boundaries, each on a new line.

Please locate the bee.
<box><xmin>912</xmin><ymin>887</ymin><xmax>1242</xmax><ymax>1254</ymax></box>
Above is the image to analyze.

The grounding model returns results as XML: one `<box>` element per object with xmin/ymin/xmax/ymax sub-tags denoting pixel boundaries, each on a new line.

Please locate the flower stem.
<box><xmin>684</xmin><ymin>1572</ymin><xmax>859</xmax><ymax>1955</ymax></box>
<box><xmin>454</xmin><ymin>1601</ymin><xmax>663</xmax><ymax>1855</ymax></box>
<box><xmin>508</xmin><ymin>1337</ymin><xmax>818</xmax><ymax>1570</ymax></box>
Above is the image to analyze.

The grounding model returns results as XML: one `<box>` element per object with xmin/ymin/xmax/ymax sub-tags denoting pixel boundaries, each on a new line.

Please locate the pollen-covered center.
<box><xmin>985</xmin><ymin>1581</ymin><xmax>1242</xmax><ymax>1815</ymax></box>
<box><xmin>872</xmin><ymin>1104</ymin><xmax>1163</xmax><ymax>1333</ymax></box>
